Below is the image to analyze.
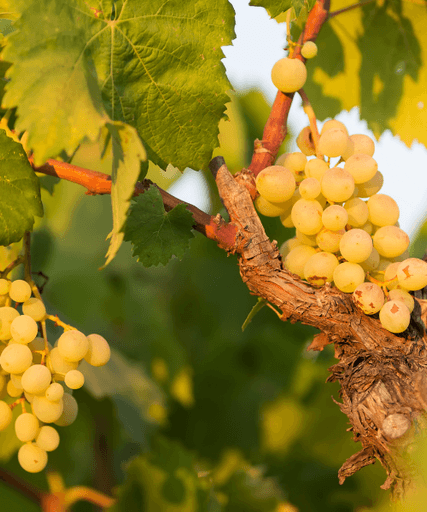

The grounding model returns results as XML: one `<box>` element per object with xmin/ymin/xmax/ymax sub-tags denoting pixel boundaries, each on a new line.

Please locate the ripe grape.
<box><xmin>279</xmin><ymin>238</ymin><xmax>302</xmax><ymax>259</ymax></box>
<box><xmin>295</xmin><ymin>230</ymin><xmax>317</xmax><ymax>247</ymax></box>
<box><xmin>284</xmin><ymin>245</ymin><xmax>317</xmax><ymax>278</ymax></box>
<box><xmin>0</xmin><ymin>279</ymin><xmax>10</xmax><ymax>295</ymax></box>
<box><xmin>45</xmin><ymin>382</ymin><xmax>64</xmax><ymax>402</ymax></box>
<box><xmin>367</xmin><ymin>194</ymin><xmax>399</xmax><ymax>226</ymax></box>
<box><xmin>342</xmin><ymin>134</ymin><xmax>375</xmax><ymax>161</ymax></box>
<box><xmin>388</xmin><ymin>289</ymin><xmax>415</xmax><ymax>313</ymax></box>
<box><xmin>316</xmin><ymin>228</ymin><xmax>345</xmax><ymax>253</ymax></box>
<box><xmin>379</xmin><ymin>300</ymin><xmax>410</xmax><ymax>333</ymax></box>
<box><xmin>321</xmin><ymin>168</ymin><xmax>355</xmax><ymax>202</ymax></box>
<box><xmin>344</xmin><ymin>154</ymin><xmax>378</xmax><ymax>184</ymax></box>
<box><xmin>18</xmin><ymin>443</ymin><xmax>48</xmax><ymax>473</ymax></box>
<box><xmin>32</xmin><ymin>395</ymin><xmax>64</xmax><ymax>423</ymax></box>
<box><xmin>10</xmin><ymin>373</ymin><xmax>23</xmax><ymax>389</ymax></box>
<box><xmin>383</xmin><ymin>262</ymin><xmax>401</xmax><ymax>290</ymax></box>
<box><xmin>360</xmin><ymin>247</ymin><xmax>380</xmax><ymax>272</ymax></box>
<box><xmin>352</xmin><ymin>282</ymin><xmax>384</xmax><ymax>314</ymax></box>
<box><xmin>276</xmin><ymin>152</ymin><xmax>307</xmax><ymax>175</ymax></box>
<box><xmin>36</xmin><ymin>425</ymin><xmax>60</xmax><ymax>452</ymax></box>
<box><xmin>84</xmin><ymin>334</ymin><xmax>111</xmax><ymax>367</ymax></box>
<box><xmin>304</xmin><ymin>252</ymin><xmax>339</xmax><ymax>287</ymax></box>
<box><xmin>320</xmin><ymin>120</ymin><xmax>348</xmax><ymax>136</ymax></box>
<box><xmin>255</xmin><ymin>196</ymin><xmax>290</xmax><ymax>217</ymax></box>
<box><xmin>10</xmin><ymin>315</ymin><xmax>38</xmax><ymax>344</ymax></box>
<box><xmin>318</xmin><ymin>129</ymin><xmax>349</xmax><ymax>158</ymax></box>
<box><xmin>22</xmin><ymin>298</ymin><xmax>47</xmax><ymax>322</ymax></box>
<box><xmin>301</xmin><ymin>41</ymin><xmax>318</xmax><ymax>59</ymax></box>
<box><xmin>299</xmin><ymin>178</ymin><xmax>321</xmax><ymax>200</ymax></box>
<box><xmin>0</xmin><ymin>400</ymin><xmax>12</xmax><ymax>430</ymax></box>
<box><xmin>291</xmin><ymin>198</ymin><xmax>323</xmax><ymax>235</ymax></box>
<box><xmin>0</xmin><ymin>344</ymin><xmax>33</xmax><ymax>374</ymax></box>
<box><xmin>15</xmin><ymin>413</ymin><xmax>39</xmax><ymax>442</ymax></box>
<box><xmin>373</xmin><ymin>226</ymin><xmax>409</xmax><ymax>258</ymax></box>
<box><xmin>0</xmin><ymin>307</ymin><xmax>20</xmax><ymax>340</ymax></box>
<box><xmin>296</xmin><ymin>126</ymin><xmax>315</xmax><ymax>156</ymax></box>
<box><xmin>9</xmin><ymin>280</ymin><xmax>32</xmax><ymax>303</ymax></box>
<box><xmin>396</xmin><ymin>258</ymin><xmax>427</xmax><ymax>291</ymax></box>
<box><xmin>322</xmin><ymin>205</ymin><xmax>348</xmax><ymax>231</ymax></box>
<box><xmin>55</xmin><ymin>393</ymin><xmax>78</xmax><ymax>427</ymax></box>
<box><xmin>7</xmin><ymin>380</ymin><xmax>22</xmax><ymax>397</ymax></box>
<box><xmin>357</xmin><ymin>171</ymin><xmax>384</xmax><ymax>197</ymax></box>
<box><xmin>344</xmin><ymin>198</ymin><xmax>369</xmax><ymax>227</ymax></box>
<box><xmin>271</xmin><ymin>57</ymin><xmax>307</xmax><ymax>93</ymax></box>
<box><xmin>333</xmin><ymin>262</ymin><xmax>366</xmax><ymax>293</ymax></box>
<box><xmin>361</xmin><ymin>220</ymin><xmax>374</xmax><ymax>235</ymax></box>
<box><xmin>339</xmin><ymin>229</ymin><xmax>373</xmax><ymax>263</ymax></box>
<box><xmin>57</xmin><ymin>330</ymin><xmax>89</xmax><ymax>362</ymax></box>
<box><xmin>64</xmin><ymin>369</ymin><xmax>84</xmax><ymax>390</ymax></box>
<box><xmin>305</xmin><ymin>158</ymin><xmax>329</xmax><ymax>181</ymax></box>
<box><xmin>256</xmin><ymin>166</ymin><xmax>296</xmax><ymax>203</ymax></box>
<box><xmin>47</xmin><ymin>347</ymin><xmax>78</xmax><ymax>377</ymax></box>
<box><xmin>21</xmin><ymin>364</ymin><xmax>52</xmax><ymax>395</ymax></box>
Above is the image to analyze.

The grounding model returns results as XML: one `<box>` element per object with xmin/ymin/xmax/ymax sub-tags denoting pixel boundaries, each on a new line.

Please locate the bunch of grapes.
<box><xmin>254</xmin><ymin>119</ymin><xmax>427</xmax><ymax>334</ymax></box>
<box><xmin>0</xmin><ymin>278</ymin><xmax>111</xmax><ymax>473</ymax></box>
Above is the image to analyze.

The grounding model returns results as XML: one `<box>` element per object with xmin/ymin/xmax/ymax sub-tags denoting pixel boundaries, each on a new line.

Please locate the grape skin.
<box><xmin>32</xmin><ymin>395</ymin><xmax>64</xmax><ymax>423</ymax></box>
<box><xmin>22</xmin><ymin>364</ymin><xmax>52</xmax><ymax>395</ymax></box>
<box><xmin>379</xmin><ymin>300</ymin><xmax>410</xmax><ymax>333</ymax></box>
<box><xmin>342</xmin><ymin>134</ymin><xmax>375</xmax><ymax>161</ymax></box>
<box><xmin>55</xmin><ymin>393</ymin><xmax>78</xmax><ymax>427</ymax></box>
<box><xmin>396</xmin><ymin>258</ymin><xmax>427</xmax><ymax>291</ymax></box>
<box><xmin>373</xmin><ymin>226</ymin><xmax>409</xmax><ymax>258</ymax></box>
<box><xmin>15</xmin><ymin>413</ymin><xmax>40</xmax><ymax>442</ymax></box>
<box><xmin>388</xmin><ymin>289</ymin><xmax>414</xmax><ymax>313</ymax></box>
<box><xmin>321</xmin><ymin>168</ymin><xmax>355</xmax><ymax>203</ymax></box>
<box><xmin>57</xmin><ymin>330</ymin><xmax>89</xmax><ymax>362</ymax></box>
<box><xmin>0</xmin><ymin>344</ymin><xmax>33</xmax><ymax>374</ymax></box>
<box><xmin>296</xmin><ymin>126</ymin><xmax>316</xmax><ymax>156</ymax></box>
<box><xmin>0</xmin><ymin>307</ymin><xmax>20</xmax><ymax>340</ymax></box>
<box><xmin>344</xmin><ymin>198</ymin><xmax>369</xmax><ymax>227</ymax></box>
<box><xmin>84</xmin><ymin>334</ymin><xmax>111</xmax><ymax>367</ymax></box>
<box><xmin>333</xmin><ymin>262</ymin><xmax>366</xmax><ymax>293</ymax></box>
<box><xmin>22</xmin><ymin>298</ymin><xmax>46</xmax><ymax>322</ymax></box>
<box><xmin>291</xmin><ymin>199</ymin><xmax>323</xmax><ymax>235</ymax></box>
<box><xmin>255</xmin><ymin>196</ymin><xmax>290</xmax><ymax>217</ymax></box>
<box><xmin>318</xmin><ymin>129</ymin><xmax>349</xmax><ymax>158</ymax></box>
<box><xmin>18</xmin><ymin>443</ymin><xmax>48</xmax><ymax>473</ymax></box>
<box><xmin>285</xmin><ymin>245</ymin><xmax>317</xmax><ymax>278</ymax></box>
<box><xmin>9</xmin><ymin>280</ymin><xmax>32</xmax><ymax>303</ymax></box>
<box><xmin>305</xmin><ymin>158</ymin><xmax>329</xmax><ymax>181</ymax></box>
<box><xmin>45</xmin><ymin>383</ymin><xmax>64</xmax><ymax>402</ymax></box>
<box><xmin>352</xmin><ymin>282</ymin><xmax>384</xmax><ymax>314</ymax></box>
<box><xmin>10</xmin><ymin>315</ymin><xmax>39</xmax><ymax>344</ymax></box>
<box><xmin>320</xmin><ymin>120</ymin><xmax>348</xmax><ymax>136</ymax></box>
<box><xmin>367</xmin><ymin>194</ymin><xmax>399</xmax><ymax>226</ymax></box>
<box><xmin>339</xmin><ymin>229</ymin><xmax>373</xmax><ymax>263</ymax></box>
<box><xmin>304</xmin><ymin>252</ymin><xmax>339</xmax><ymax>287</ymax></box>
<box><xmin>316</xmin><ymin>228</ymin><xmax>345</xmax><ymax>253</ymax></box>
<box><xmin>344</xmin><ymin>154</ymin><xmax>378</xmax><ymax>184</ymax></box>
<box><xmin>36</xmin><ymin>425</ymin><xmax>60</xmax><ymax>452</ymax></box>
<box><xmin>301</xmin><ymin>41</ymin><xmax>318</xmax><ymax>59</ymax></box>
<box><xmin>322</xmin><ymin>205</ymin><xmax>348</xmax><ymax>231</ymax></box>
<box><xmin>256</xmin><ymin>166</ymin><xmax>296</xmax><ymax>203</ymax></box>
<box><xmin>65</xmin><ymin>369</ymin><xmax>85</xmax><ymax>390</ymax></box>
<box><xmin>271</xmin><ymin>57</ymin><xmax>307</xmax><ymax>93</ymax></box>
<box><xmin>357</xmin><ymin>171</ymin><xmax>384</xmax><ymax>198</ymax></box>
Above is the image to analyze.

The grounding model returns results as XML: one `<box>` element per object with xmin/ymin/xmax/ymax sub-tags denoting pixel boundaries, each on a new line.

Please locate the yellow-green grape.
<box><xmin>339</xmin><ymin>229</ymin><xmax>373</xmax><ymax>263</ymax></box>
<box><xmin>316</xmin><ymin>228</ymin><xmax>345</xmax><ymax>253</ymax></box>
<box><xmin>379</xmin><ymin>300</ymin><xmax>410</xmax><ymax>333</ymax></box>
<box><xmin>271</xmin><ymin>57</ymin><xmax>307</xmax><ymax>93</ymax></box>
<box><xmin>21</xmin><ymin>364</ymin><xmax>52</xmax><ymax>395</ymax></box>
<box><xmin>388</xmin><ymin>289</ymin><xmax>415</xmax><ymax>313</ymax></box>
<box><xmin>256</xmin><ymin>166</ymin><xmax>296</xmax><ymax>203</ymax></box>
<box><xmin>15</xmin><ymin>412</ymin><xmax>39</xmax><ymax>442</ymax></box>
<box><xmin>0</xmin><ymin>307</ymin><xmax>20</xmax><ymax>340</ymax></box>
<box><xmin>47</xmin><ymin>347</ymin><xmax>78</xmax><ymax>378</ymax></box>
<box><xmin>45</xmin><ymin>383</ymin><xmax>64</xmax><ymax>402</ymax></box>
<box><xmin>284</xmin><ymin>245</ymin><xmax>317</xmax><ymax>278</ymax></box>
<box><xmin>318</xmin><ymin>129</ymin><xmax>349</xmax><ymax>158</ymax></box>
<box><xmin>7</xmin><ymin>380</ymin><xmax>22</xmax><ymax>397</ymax></box>
<box><xmin>0</xmin><ymin>344</ymin><xmax>33</xmax><ymax>374</ymax></box>
<box><xmin>255</xmin><ymin>196</ymin><xmax>290</xmax><ymax>217</ymax></box>
<box><xmin>0</xmin><ymin>279</ymin><xmax>10</xmax><ymax>295</ymax></box>
<box><xmin>383</xmin><ymin>262</ymin><xmax>401</xmax><ymax>290</ymax></box>
<box><xmin>57</xmin><ymin>330</ymin><xmax>89</xmax><ymax>362</ymax></box>
<box><xmin>344</xmin><ymin>154</ymin><xmax>378</xmax><ymax>184</ymax></box>
<box><xmin>0</xmin><ymin>400</ymin><xmax>12</xmax><ymax>430</ymax></box>
<box><xmin>373</xmin><ymin>226</ymin><xmax>409</xmax><ymax>259</ymax></box>
<box><xmin>22</xmin><ymin>298</ymin><xmax>46</xmax><ymax>322</ymax></box>
<box><xmin>55</xmin><ymin>393</ymin><xmax>78</xmax><ymax>427</ymax></box>
<box><xmin>344</xmin><ymin>198</ymin><xmax>369</xmax><ymax>227</ymax></box>
<box><xmin>296</xmin><ymin>126</ymin><xmax>315</xmax><ymax>156</ymax></box>
<box><xmin>333</xmin><ymin>262</ymin><xmax>366</xmax><ymax>293</ymax></box>
<box><xmin>64</xmin><ymin>369</ymin><xmax>84</xmax><ymax>390</ymax></box>
<box><xmin>304</xmin><ymin>252</ymin><xmax>339</xmax><ymax>287</ymax></box>
<box><xmin>279</xmin><ymin>238</ymin><xmax>302</xmax><ymax>259</ymax></box>
<box><xmin>396</xmin><ymin>258</ymin><xmax>427</xmax><ymax>291</ymax></box>
<box><xmin>296</xmin><ymin>230</ymin><xmax>317</xmax><ymax>247</ymax></box>
<box><xmin>279</xmin><ymin>190</ymin><xmax>301</xmax><ymax>227</ymax></box>
<box><xmin>32</xmin><ymin>395</ymin><xmax>64</xmax><ymax>423</ymax></box>
<box><xmin>360</xmin><ymin>247</ymin><xmax>380</xmax><ymax>272</ymax></box>
<box><xmin>10</xmin><ymin>315</ymin><xmax>38</xmax><ymax>344</ymax></box>
<box><xmin>305</xmin><ymin>158</ymin><xmax>329</xmax><ymax>181</ymax></box>
<box><xmin>321</xmin><ymin>168</ymin><xmax>355</xmax><ymax>203</ymax></box>
<box><xmin>361</xmin><ymin>220</ymin><xmax>374</xmax><ymax>235</ymax></box>
<box><xmin>342</xmin><ymin>134</ymin><xmax>375</xmax><ymax>161</ymax></box>
<box><xmin>9</xmin><ymin>280</ymin><xmax>32</xmax><ymax>303</ymax></box>
<box><xmin>367</xmin><ymin>194</ymin><xmax>399</xmax><ymax>226</ymax></box>
<box><xmin>10</xmin><ymin>373</ymin><xmax>23</xmax><ymax>390</ymax></box>
<box><xmin>36</xmin><ymin>425</ymin><xmax>60</xmax><ymax>452</ymax></box>
<box><xmin>299</xmin><ymin>177</ymin><xmax>321</xmax><ymax>200</ymax></box>
<box><xmin>357</xmin><ymin>171</ymin><xmax>384</xmax><ymax>198</ymax></box>
<box><xmin>352</xmin><ymin>282</ymin><xmax>385</xmax><ymax>314</ymax></box>
<box><xmin>320</xmin><ymin>119</ymin><xmax>348</xmax><ymax>137</ymax></box>
<box><xmin>276</xmin><ymin>152</ymin><xmax>307</xmax><ymax>175</ymax></box>
<box><xmin>301</xmin><ymin>41</ymin><xmax>318</xmax><ymax>59</ymax></box>
<box><xmin>291</xmin><ymin>198</ymin><xmax>323</xmax><ymax>235</ymax></box>
<box><xmin>322</xmin><ymin>205</ymin><xmax>348</xmax><ymax>231</ymax></box>
<box><xmin>18</xmin><ymin>443</ymin><xmax>48</xmax><ymax>473</ymax></box>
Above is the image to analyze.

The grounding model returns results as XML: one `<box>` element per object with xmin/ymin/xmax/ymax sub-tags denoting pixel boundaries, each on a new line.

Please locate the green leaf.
<box><xmin>124</xmin><ymin>186</ymin><xmax>195</xmax><ymax>267</ymax></box>
<box><xmin>0</xmin><ymin>129</ymin><xmax>43</xmax><ymax>245</ymax></box>
<box><xmin>249</xmin><ymin>0</ymin><xmax>314</xmax><ymax>18</ymax></box>
<box><xmin>1</xmin><ymin>0</ymin><xmax>107</xmax><ymax>165</ymax></box>
<box><xmin>38</xmin><ymin>175</ymin><xmax>61</xmax><ymax>196</ymax></box>
<box><xmin>104</xmin><ymin>121</ymin><xmax>147</xmax><ymax>267</ymax></box>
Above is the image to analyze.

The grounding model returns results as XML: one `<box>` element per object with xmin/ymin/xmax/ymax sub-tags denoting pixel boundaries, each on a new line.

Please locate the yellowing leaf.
<box><xmin>171</xmin><ymin>367</ymin><xmax>195</xmax><ymax>408</ymax></box>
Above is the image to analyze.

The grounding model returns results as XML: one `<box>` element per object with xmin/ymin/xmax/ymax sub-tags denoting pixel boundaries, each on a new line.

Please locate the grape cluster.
<box><xmin>0</xmin><ymin>278</ymin><xmax>111</xmax><ymax>473</ymax></box>
<box><xmin>254</xmin><ymin>119</ymin><xmax>427</xmax><ymax>334</ymax></box>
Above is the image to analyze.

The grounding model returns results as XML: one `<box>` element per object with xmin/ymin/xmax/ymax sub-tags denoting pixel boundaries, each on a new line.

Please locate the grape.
<box><xmin>333</xmin><ymin>262</ymin><xmax>366</xmax><ymax>293</ymax></box>
<box><xmin>284</xmin><ymin>245</ymin><xmax>317</xmax><ymax>278</ymax></box>
<box><xmin>256</xmin><ymin>166</ymin><xmax>296</xmax><ymax>203</ymax></box>
<box><xmin>344</xmin><ymin>198</ymin><xmax>369</xmax><ymax>227</ymax></box>
<box><xmin>388</xmin><ymin>289</ymin><xmax>415</xmax><ymax>313</ymax></box>
<box><xmin>21</xmin><ymin>364</ymin><xmax>52</xmax><ymax>395</ymax></box>
<box><xmin>279</xmin><ymin>238</ymin><xmax>302</xmax><ymax>259</ymax></box>
<box><xmin>64</xmin><ymin>369</ymin><xmax>84</xmax><ymax>389</ymax></box>
<box><xmin>47</xmin><ymin>347</ymin><xmax>78</xmax><ymax>377</ymax></box>
<box><xmin>305</xmin><ymin>158</ymin><xmax>329</xmax><ymax>181</ymax></box>
<box><xmin>57</xmin><ymin>330</ymin><xmax>89</xmax><ymax>362</ymax></box>
<box><xmin>36</xmin><ymin>425</ymin><xmax>60</xmax><ymax>452</ymax></box>
<box><xmin>304</xmin><ymin>252</ymin><xmax>339</xmax><ymax>287</ymax></box>
<box><xmin>320</xmin><ymin>120</ymin><xmax>348</xmax><ymax>136</ymax></box>
<box><xmin>7</xmin><ymin>379</ymin><xmax>22</xmax><ymax>397</ymax></box>
<box><xmin>45</xmin><ymin>383</ymin><xmax>64</xmax><ymax>402</ymax></box>
<box><xmin>383</xmin><ymin>262</ymin><xmax>401</xmax><ymax>290</ymax></box>
<box><xmin>0</xmin><ymin>344</ymin><xmax>32</xmax><ymax>374</ymax></box>
<box><xmin>55</xmin><ymin>393</ymin><xmax>78</xmax><ymax>427</ymax></box>
<box><xmin>295</xmin><ymin>230</ymin><xmax>317</xmax><ymax>247</ymax></box>
<box><xmin>379</xmin><ymin>300</ymin><xmax>410</xmax><ymax>333</ymax></box>
<box><xmin>344</xmin><ymin>154</ymin><xmax>378</xmax><ymax>184</ymax></box>
<box><xmin>322</xmin><ymin>205</ymin><xmax>348</xmax><ymax>231</ymax></box>
<box><xmin>0</xmin><ymin>307</ymin><xmax>20</xmax><ymax>340</ymax></box>
<box><xmin>357</xmin><ymin>171</ymin><xmax>384</xmax><ymax>198</ymax></box>
<box><xmin>352</xmin><ymin>282</ymin><xmax>384</xmax><ymax>314</ymax></box>
<box><xmin>10</xmin><ymin>373</ymin><xmax>23</xmax><ymax>390</ymax></box>
<box><xmin>15</xmin><ymin>412</ymin><xmax>39</xmax><ymax>442</ymax></box>
<box><xmin>0</xmin><ymin>374</ymin><xmax>6</xmax><ymax>395</ymax></box>
<box><xmin>373</xmin><ymin>226</ymin><xmax>409</xmax><ymax>258</ymax></box>
<box><xmin>84</xmin><ymin>334</ymin><xmax>111</xmax><ymax>367</ymax></box>
<box><xmin>396</xmin><ymin>258</ymin><xmax>427</xmax><ymax>291</ymax></box>
<box><xmin>22</xmin><ymin>298</ymin><xmax>46</xmax><ymax>322</ymax></box>
<box><xmin>18</xmin><ymin>443</ymin><xmax>48</xmax><ymax>473</ymax></box>
<box><xmin>367</xmin><ymin>194</ymin><xmax>399</xmax><ymax>226</ymax></box>
<box><xmin>299</xmin><ymin>178</ymin><xmax>321</xmax><ymax>200</ymax></box>
<box><xmin>0</xmin><ymin>400</ymin><xmax>12</xmax><ymax>430</ymax></box>
<box><xmin>316</xmin><ymin>228</ymin><xmax>345</xmax><ymax>253</ymax></box>
<box><xmin>318</xmin><ymin>129</ymin><xmax>349</xmax><ymax>158</ymax></box>
<box><xmin>296</xmin><ymin>126</ymin><xmax>315</xmax><ymax>156</ymax></box>
<box><xmin>255</xmin><ymin>196</ymin><xmax>290</xmax><ymax>217</ymax></box>
<box><xmin>0</xmin><ymin>279</ymin><xmax>10</xmax><ymax>295</ymax></box>
<box><xmin>291</xmin><ymin>198</ymin><xmax>323</xmax><ymax>235</ymax></box>
<box><xmin>360</xmin><ymin>247</ymin><xmax>380</xmax><ymax>272</ymax></box>
<box><xmin>321</xmin><ymin>168</ymin><xmax>355</xmax><ymax>202</ymax></box>
<box><xmin>361</xmin><ymin>220</ymin><xmax>374</xmax><ymax>235</ymax></box>
<box><xmin>10</xmin><ymin>315</ymin><xmax>38</xmax><ymax>344</ymax></box>
<box><xmin>271</xmin><ymin>57</ymin><xmax>307</xmax><ymax>93</ymax></box>
<box><xmin>9</xmin><ymin>280</ymin><xmax>32</xmax><ymax>303</ymax></box>
<box><xmin>32</xmin><ymin>395</ymin><xmax>64</xmax><ymax>423</ymax></box>
<box><xmin>301</xmin><ymin>41</ymin><xmax>318</xmax><ymax>59</ymax></box>
<box><xmin>279</xmin><ymin>190</ymin><xmax>301</xmax><ymax>227</ymax></box>
<box><xmin>342</xmin><ymin>134</ymin><xmax>375</xmax><ymax>161</ymax></box>
<box><xmin>339</xmin><ymin>229</ymin><xmax>373</xmax><ymax>263</ymax></box>
<box><xmin>370</xmin><ymin>258</ymin><xmax>393</xmax><ymax>282</ymax></box>
<box><xmin>276</xmin><ymin>152</ymin><xmax>307</xmax><ymax>175</ymax></box>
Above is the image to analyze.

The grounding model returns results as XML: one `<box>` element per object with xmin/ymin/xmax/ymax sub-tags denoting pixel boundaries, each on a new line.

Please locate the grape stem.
<box><xmin>45</xmin><ymin>314</ymin><xmax>77</xmax><ymax>331</ymax></box>
<box><xmin>298</xmin><ymin>88</ymin><xmax>322</xmax><ymax>158</ymax></box>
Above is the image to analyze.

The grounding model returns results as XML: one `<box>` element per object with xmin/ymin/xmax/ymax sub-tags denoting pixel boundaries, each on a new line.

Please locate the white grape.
<box><xmin>0</xmin><ymin>344</ymin><xmax>33</xmax><ymax>374</ymax></box>
<box><xmin>396</xmin><ymin>258</ymin><xmax>427</xmax><ymax>291</ymax></box>
<box><xmin>291</xmin><ymin>199</ymin><xmax>323</xmax><ymax>235</ymax></box>
<box><xmin>352</xmin><ymin>282</ymin><xmax>384</xmax><ymax>314</ymax></box>
<box><xmin>45</xmin><ymin>382</ymin><xmax>64</xmax><ymax>402</ymax></box>
<box><xmin>305</xmin><ymin>158</ymin><xmax>329</xmax><ymax>181</ymax></box>
<box><xmin>32</xmin><ymin>395</ymin><xmax>64</xmax><ymax>423</ymax></box>
<box><xmin>304</xmin><ymin>252</ymin><xmax>339</xmax><ymax>287</ymax></box>
<box><xmin>388</xmin><ymin>289</ymin><xmax>415</xmax><ymax>313</ymax></box>
<box><xmin>357</xmin><ymin>171</ymin><xmax>384</xmax><ymax>197</ymax></box>
<box><xmin>284</xmin><ymin>245</ymin><xmax>317</xmax><ymax>279</ymax></box>
<box><xmin>379</xmin><ymin>300</ymin><xmax>410</xmax><ymax>333</ymax></box>
<box><xmin>256</xmin><ymin>165</ymin><xmax>296</xmax><ymax>203</ymax></box>
<box><xmin>84</xmin><ymin>334</ymin><xmax>111</xmax><ymax>367</ymax></box>
<box><xmin>321</xmin><ymin>168</ymin><xmax>355</xmax><ymax>203</ymax></box>
<box><xmin>339</xmin><ymin>229</ymin><xmax>373</xmax><ymax>263</ymax></box>
<box><xmin>373</xmin><ymin>226</ymin><xmax>409</xmax><ymax>259</ymax></box>
<box><xmin>322</xmin><ymin>205</ymin><xmax>348</xmax><ymax>231</ymax></box>
<box><xmin>333</xmin><ymin>262</ymin><xmax>366</xmax><ymax>293</ymax></box>
<box><xmin>0</xmin><ymin>400</ymin><xmax>12</xmax><ymax>430</ymax></box>
<box><xmin>57</xmin><ymin>330</ymin><xmax>89</xmax><ymax>362</ymax></box>
<box><xmin>320</xmin><ymin>120</ymin><xmax>348</xmax><ymax>136</ymax></box>
<box><xmin>299</xmin><ymin>178</ymin><xmax>321</xmax><ymax>200</ymax></box>
<box><xmin>7</xmin><ymin>379</ymin><xmax>22</xmax><ymax>397</ymax></box>
<box><xmin>276</xmin><ymin>152</ymin><xmax>307</xmax><ymax>175</ymax></box>
<box><xmin>9</xmin><ymin>280</ymin><xmax>32</xmax><ymax>303</ymax></box>
<box><xmin>271</xmin><ymin>57</ymin><xmax>307</xmax><ymax>93</ymax></box>
<box><xmin>344</xmin><ymin>154</ymin><xmax>378</xmax><ymax>184</ymax></box>
<box><xmin>296</xmin><ymin>126</ymin><xmax>315</xmax><ymax>156</ymax></box>
<box><xmin>15</xmin><ymin>413</ymin><xmax>39</xmax><ymax>442</ymax></box>
<box><xmin>55</xmin><ymin>393</ymin><xmax>78</xmax><ymax>427</ymax></box>
<box><xmin>279</xmin><ymin>238</ymin><xmax>302</xmax><ymax>259</ymax></box>
<box><xmin>22</xmin><ymin>298</ymin><xmax>46</xmax><ymax>322</ymax></box>
<box><xmin>0</xmin><ymin>279</ymin><xmax>11</xmax><ymax>295</ymax></box>
<box><xmin>21</xmin><ymin>364</ymin><xmax>52</xmax><ymax>395</ymax></box>
<box><xmin>342</xmin><ymin>134</ymin><xmax>375</xmax><ymax>161</ymax></box>
<box><xmin>0</xmin><ymin>307</ymin><xmax>20</xmax><ymax>340</ymax></box>
<box><xmin>18</xmin><ymin>443</ymin><xmax>48</xmax><ymax>473</ymax></box>
<box><xmin>47</xmin><ymin>347</ymin><xmax>78</xmax><ymax>378</ymax></box>
<box><xmin>36</xmin><ymin>425</ymin><xmax>60</xmax><ymax>452</ymax></box>
<box><xmin>367</xmin><ymin>194</ymin><xmax>399</xmax><ymax>226</ymax></box>
<box><xmin>301</xmin><ymin>41</ymin><xmax>318</xmax><ymax>59</ymax></box>
<box><xmin>10</xmin><ymin>315</ymin><xmax>38</xmax><ymax>344</ymax></box>
<box><xmin>318</xmin><ymin>129</ymin><xmax>349</xmax><ymax>158</ymax></box>
<box><xmin>255</xmin><ymin>196</ymin><xmax>290</xmax><ymax>217</ymax></box>
<box><xmin>344</xmin><ymin>198</ymin><xmax>369</xmax><ymax>227</ymax></box>
<box><xmin>316</xmin><ymin>228</ymin><xmax>344</xmax><ymax>253</ymax></box>
<box><xmin>64</xmin><ymin>369</ymin><xmax>84</xmax><ymax>390</ymax></box>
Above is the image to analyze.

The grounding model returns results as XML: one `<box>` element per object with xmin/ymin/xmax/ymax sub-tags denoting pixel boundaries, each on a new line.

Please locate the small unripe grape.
<box><xmin>301</xmin><ymin>41</ymin><xmax>318</xmax><ymax>59</ymax></box>
<box><xmin>9</xmin><ymin>280</ymin><xmax>32</xmax><ymax>303</ymax></box>
<box><xmin>271</xmin><ymin>57</ymin><xmax>307</xmax><ymax>93</ymax></box>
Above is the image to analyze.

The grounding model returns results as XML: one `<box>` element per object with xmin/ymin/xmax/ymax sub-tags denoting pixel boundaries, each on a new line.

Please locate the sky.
<box><xmin>170</xmin><ymin>0</ymin><xmax>427</xmax><ymax>238</ymax></box>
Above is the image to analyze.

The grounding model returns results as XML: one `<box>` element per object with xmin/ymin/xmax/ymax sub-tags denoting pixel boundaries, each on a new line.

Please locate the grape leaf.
<box><xmin>0</xmin><ymin>129</ymin><xmax>43</xmax><ymax>245</ymax></box>
<box><xmin>249</xmin><ymin>0</ymin><xmax>314</xmax><ymax>18</ymax></box>
<box><xmin>104</xmin><ymin>121</ymin><xmax>147</xmax><ymax>267</ymax></box>
<box><xmin>304</xmin><ymin>0</ymin><xmax>426</xmax><ymax>147</ymax></box>
<box><xmin>124</xmin><ymin>186</ymin><xmax>195</xmax><ymax>267</ymax></box>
